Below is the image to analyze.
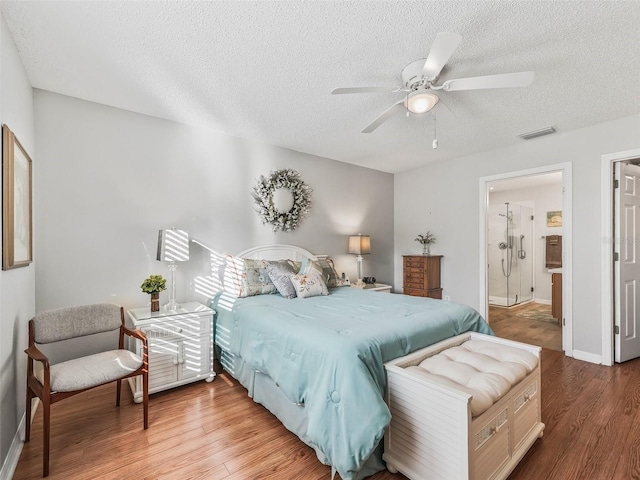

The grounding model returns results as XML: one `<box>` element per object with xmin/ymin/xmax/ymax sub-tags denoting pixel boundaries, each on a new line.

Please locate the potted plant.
<box><xmin>415</xmin><ymin>232</ymin><xmax>436</xmax><ymax>256</ymax></box>
<box><xmin>141</xmin><ymin>274</ymin><xmax>167</xmax><ymax>312</ymax></box>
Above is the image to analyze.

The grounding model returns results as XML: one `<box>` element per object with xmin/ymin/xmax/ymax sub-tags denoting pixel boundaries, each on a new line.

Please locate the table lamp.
<box><xmin>348</xmin><ymin>234</ymin><xmax>371</xmax><ymax>287</ymax></box>
<box><xmin>157</xmin><ymin>228</ymin><xmax>190</xmax><ymax>311</ymax></box>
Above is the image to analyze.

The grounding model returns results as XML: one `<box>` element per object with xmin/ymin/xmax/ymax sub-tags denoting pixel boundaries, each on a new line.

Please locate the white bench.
<box><xmin>383</xmin><ymin>333</ymin><xmax>545</xmax><ymax>480</ymax></box>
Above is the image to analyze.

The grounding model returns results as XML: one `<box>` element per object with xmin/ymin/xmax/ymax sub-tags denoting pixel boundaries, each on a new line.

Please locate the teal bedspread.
<box><xmin>212</xmin><ymin>287</ymin><xmax>492</xmax><ymax>479</ymax></box>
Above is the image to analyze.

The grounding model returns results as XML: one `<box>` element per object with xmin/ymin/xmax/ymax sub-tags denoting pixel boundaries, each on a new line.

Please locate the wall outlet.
<box><xmin>444</xmin><ymin>295</ymin><xmax>451</xmax><ymax>301</ymax></box>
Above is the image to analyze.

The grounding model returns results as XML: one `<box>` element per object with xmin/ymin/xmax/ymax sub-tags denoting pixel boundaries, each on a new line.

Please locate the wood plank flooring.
<box><xmin>489</xmin><ymin>302</ymin><xmax>562</xmax><ymax>352</ymax></box>
<box><xmin>15</xmin><ymin>350</ymin><xmax>640</xmax><ymax>479</ymax></box>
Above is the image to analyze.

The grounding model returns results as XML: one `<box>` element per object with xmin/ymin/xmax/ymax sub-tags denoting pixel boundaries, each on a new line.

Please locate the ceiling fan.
<box><xmin>332</xmin><ymin>32</ymin><xmax>535</xmax><ymax>133</ymax></box>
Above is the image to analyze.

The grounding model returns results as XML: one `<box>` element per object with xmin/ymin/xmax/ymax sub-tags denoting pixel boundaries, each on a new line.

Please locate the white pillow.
<box><xmin>290</xmin><ymin>269</ymin><xmax>329</xmax><ymax>298</ymax></box>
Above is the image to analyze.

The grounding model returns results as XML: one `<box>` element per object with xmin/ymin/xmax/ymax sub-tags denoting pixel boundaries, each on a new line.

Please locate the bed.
<box><xmin>210</xmin><ymin>244</ymin><xmax>493</xmax><ymax>479</ymax></box>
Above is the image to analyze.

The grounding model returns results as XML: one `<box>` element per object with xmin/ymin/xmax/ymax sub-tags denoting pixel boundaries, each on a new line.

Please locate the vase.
<box><xmin>150</xmin><ymin>293</ymin><xmax>160</xmax><ymax>312</ymax></box>
<box><xmin>422</xmin><ymin>244</ymin><xmax>431</xmax><ymax>256</ymax></box>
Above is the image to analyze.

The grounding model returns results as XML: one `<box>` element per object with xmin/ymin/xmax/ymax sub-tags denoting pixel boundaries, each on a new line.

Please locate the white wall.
<box><xmin>0</xmin><ymin>12</ymin><xmax>35</xmax><ymax>477</ymax></box>
<box><xmin>395</xmin><ymin>113</ymin><xmax>640</xmax><ymax>358</ymax></box>
<box><xmin>34</xmin><ymin>90</ymin><xmax>394</xmax><ymax>361</ymax></box>
<box><xmin>489</xmin><ymin>182</ymin><xmax>563</xmax><ymax>303</ymax></box>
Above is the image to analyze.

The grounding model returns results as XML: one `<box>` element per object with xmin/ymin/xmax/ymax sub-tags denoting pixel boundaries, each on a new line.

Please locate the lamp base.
<box><xmin>164</xmin><ymin>299</ymin><xmax>180</xmax><ymax>311</ymax></box>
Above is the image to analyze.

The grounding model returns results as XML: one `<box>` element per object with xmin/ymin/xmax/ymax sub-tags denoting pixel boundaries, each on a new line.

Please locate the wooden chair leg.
<box><xmin>143</xmin><ymin>371</ymin><xmax>149</xmax><ymax>430</ymax></box>
<box><xmin>42</xmin><ymin>397</ymin><xmax>50</xmax><ymax>477</ymax></box>
<box><xmin>25</xmin><ymin>387</ymin><xmax>32</xmax><ymax>442</ymax></box>
<box><xmin>116</xmin><ymin>379</ymin><xmax>121</xmax><ymax>407</ymax></box>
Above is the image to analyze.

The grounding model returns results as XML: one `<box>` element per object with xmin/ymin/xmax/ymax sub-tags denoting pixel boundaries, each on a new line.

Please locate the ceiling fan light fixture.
<box><xmin>405</xmin><ymin>91</ymin><xmax>439</xmax><ymax>114</ymax></box>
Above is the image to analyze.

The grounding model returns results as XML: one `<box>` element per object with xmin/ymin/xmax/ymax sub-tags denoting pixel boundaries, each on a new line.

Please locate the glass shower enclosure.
<box><xmin>488</xmin><ymin>202</ymin><xmax>534</xmax><ymax>307</ymax></box>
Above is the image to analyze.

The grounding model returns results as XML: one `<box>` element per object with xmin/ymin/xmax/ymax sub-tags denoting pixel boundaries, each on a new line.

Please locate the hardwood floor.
<box><xmin>489</xmin><ymin>302</ymin><xmax>562</xmax><ymax>352</ymax></box>
<box><xmin>15</xmin><ymin>350</ymin><xmax>640</xmax><ymax>480</ymax></box>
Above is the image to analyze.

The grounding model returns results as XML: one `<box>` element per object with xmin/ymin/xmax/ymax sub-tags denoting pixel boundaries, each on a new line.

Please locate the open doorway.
<box><xmin>479</xmin><ymin>163</ymin><xmax>572</xmax><ymax>356</ymax></box>
<box><xmin>486</xmin><ymin>174</ymin><xmax>562</xmax><ymax>351</ymax></box>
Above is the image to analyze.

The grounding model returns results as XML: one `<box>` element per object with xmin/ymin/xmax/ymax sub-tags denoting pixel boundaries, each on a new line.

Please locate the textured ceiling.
<box><xmin>1</xmin><ymin>1</ymin><xmax>639</xmax><ymax>173</ymax></box>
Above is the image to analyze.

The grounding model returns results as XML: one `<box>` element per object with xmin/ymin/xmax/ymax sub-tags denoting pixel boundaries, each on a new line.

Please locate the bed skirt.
<box><xmin>217</xmin><ymin>346</ymin><xmax>386</xmax><ymax>478</ymax></box>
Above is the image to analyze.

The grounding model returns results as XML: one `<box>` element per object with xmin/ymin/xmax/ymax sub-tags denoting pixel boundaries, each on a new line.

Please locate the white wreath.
<box><xmin>252</xmin><ymin>169</ymin><xmax>312</xmax><ymax>232</ymax></box>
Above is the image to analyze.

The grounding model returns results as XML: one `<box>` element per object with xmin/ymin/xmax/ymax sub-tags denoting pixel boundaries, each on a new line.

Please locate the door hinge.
<box><xmin>531</xmin><ymin>215</ymin><xmax>534</xmax><ymax>220</ymax></box>
<box><xmin>615</xmin><ymin>325</ymin><xmax>620</xmax><ymax>334</ymax></box>
<box><xmin>531</xmin><ymin>287</ymin><xmax>534</xmax><ymax>292</ymax></box>
<box><xmin>614</xmin><ymin>252</ymin><xmax>619</xmax><ymax>261</ymax></box>
<box><xmin>614</xmin><ymin>179</ymin><xmax>619</xmax><ymax>188</ymax></box>
<box><xmin>563</xmin><ymin>317</ymin><xmax>566</xmax><ymax>326</ymax></box>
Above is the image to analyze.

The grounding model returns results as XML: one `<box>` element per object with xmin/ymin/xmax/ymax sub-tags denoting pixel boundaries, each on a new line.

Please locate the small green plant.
<box><xmin>140</xmin><ymin>274</ymin><xmax>167</xmax><ymax>294</ymax></box>
<box><xmin>415</xmin><ymin>232</ymin><xmax>436</xmax><ymax>245</ymax></box>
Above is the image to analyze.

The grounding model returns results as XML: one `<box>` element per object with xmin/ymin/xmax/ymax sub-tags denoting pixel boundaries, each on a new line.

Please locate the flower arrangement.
<box><xmin>252</xmin><ymin>169</ymin><xmax>312</xmax><ymax>233</ymax></box>
<box><xmin>415</xmin><ymin>232</ymin><xmax>436</xmax><ymax>245</ymax></box>
<box><xmin>415</xmin><ymin>232</ymin><xmax>436</xmax><ymax>255</ymax></box>
<box><xmin>140</xmin><ymin>275</ymin><xmax>167</xmax><ymax>294</ymax></box>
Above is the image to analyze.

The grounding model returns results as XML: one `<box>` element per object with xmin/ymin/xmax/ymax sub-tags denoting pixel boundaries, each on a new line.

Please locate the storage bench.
<box><xmin>383</xmin><ymin>333</ymin><xmax>544</xmax><ymax>480</ymax></box>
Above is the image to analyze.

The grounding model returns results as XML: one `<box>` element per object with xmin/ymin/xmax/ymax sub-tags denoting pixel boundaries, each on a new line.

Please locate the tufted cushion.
<box><xmin>36</xmin><ymin>350</ymin><xmax>143</xmax><ymax>393</ymax></box>
<box><xmin>409</xmin><ymin>340</ymin><xmax>538</xmax><ymax>417</ymax></box>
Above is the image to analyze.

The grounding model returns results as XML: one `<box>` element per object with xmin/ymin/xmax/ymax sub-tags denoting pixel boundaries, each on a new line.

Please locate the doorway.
<box><xmin>479</xmin><ymin>163</ymin><xmax>573</xmax><ymax>355</ymax></box>
<box><xmin>601</xmin><ymin>148</ymin><xmax>640</xmax><ymax>365</ymax></box>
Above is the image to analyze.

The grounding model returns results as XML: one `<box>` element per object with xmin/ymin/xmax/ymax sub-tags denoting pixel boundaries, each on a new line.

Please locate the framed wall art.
<box><xmin>2</xmin><ymin>124</ymin><xmax>33</xmax><ymax>270</ymax></box>
<box><xmin>546</xmin><ymin>210</ymin><xmax>562</xmax><ymax>227</ymax></box>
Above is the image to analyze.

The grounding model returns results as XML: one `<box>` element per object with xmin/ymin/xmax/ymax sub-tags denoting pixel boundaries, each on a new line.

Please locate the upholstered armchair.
<box><xmin>24</xmin><ymin>303</ymin><xmax>149</xmax><ymax>477</ymax></box>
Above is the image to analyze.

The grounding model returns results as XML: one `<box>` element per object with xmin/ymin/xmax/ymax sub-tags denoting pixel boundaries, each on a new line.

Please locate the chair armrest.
<box><xmin>122</xmin><ymin>326</ymin><xmax>147</xmax><ymax>343</ymax></box>
<box><xmin>25</xmin><ymin>345</ymin><xmax>50</xmax><ymax>369</ymax></box>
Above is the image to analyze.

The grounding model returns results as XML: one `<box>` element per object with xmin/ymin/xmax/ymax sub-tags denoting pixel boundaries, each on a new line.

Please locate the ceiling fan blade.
<box><xmin>422</xmin><ymin>32</ymin><xmax>463</xmax><ymax>80</ymax></box>
<box><xmin>442</xmin><ymin>71</ymin><xmax>535</xmax><ymax>91</ymax></box>
<box><xmin>362</xmin><ymin>100</ymin><xmax>405</xmax><ymax>133</ymax></box>
<box><xmin>332</xmin><ymin>86</ymin><xmax>400</xmax><ymax>95</ymax></box>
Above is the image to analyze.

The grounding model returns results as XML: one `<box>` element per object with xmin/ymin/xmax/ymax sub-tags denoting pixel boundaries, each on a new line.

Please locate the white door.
<box><xmin>614</xmin><ymin>162</ymin><xmax>640</xmax><ymax>362</ymax></box>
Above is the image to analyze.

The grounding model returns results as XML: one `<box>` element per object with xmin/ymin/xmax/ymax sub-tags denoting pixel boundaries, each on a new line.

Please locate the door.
<box><xmin>614</xmin><ymin>162</ymin><xmax>640</xmax><ymax>362</ymax></box>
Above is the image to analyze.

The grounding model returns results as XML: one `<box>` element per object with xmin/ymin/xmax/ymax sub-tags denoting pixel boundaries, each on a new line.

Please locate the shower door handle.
<box><xmin>518</xmin><ymin>235</ymin><xmax>526</xmax><ymax>259</ymax></box>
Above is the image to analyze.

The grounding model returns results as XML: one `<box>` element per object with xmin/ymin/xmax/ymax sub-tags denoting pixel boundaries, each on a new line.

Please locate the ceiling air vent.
<box><xmin>517</xmin><ymin>126</ymin><xmax>556</xmax><ymax>140</ymax></box>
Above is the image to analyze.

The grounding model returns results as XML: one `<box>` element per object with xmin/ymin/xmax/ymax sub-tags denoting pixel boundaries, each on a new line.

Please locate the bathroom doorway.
<box><xmin>481</xmin><ymin>166</ymin><xmax>570</xmax><ymax>353</ymax></box>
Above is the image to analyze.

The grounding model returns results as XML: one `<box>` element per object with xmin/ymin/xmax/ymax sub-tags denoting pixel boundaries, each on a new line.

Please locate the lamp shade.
<box><xmin>348</xmin><ymin>234</ymin><xmax>371</xmax><ymax>255</ymax></box>
<box><xmin>157</xmin><ymin>228</ymin><xmax>190</xmax><ymax>262</ymax></box>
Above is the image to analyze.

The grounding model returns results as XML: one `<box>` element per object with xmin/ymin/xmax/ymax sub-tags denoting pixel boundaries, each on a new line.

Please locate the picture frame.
<box><xmin>2</xmin><ymin>124</ymin><xmax>33</xmax><ymax>270</ymax></box>
<box><xmin>546</xmin><ymin>210</ymin><xmax>562</xmax><ymax>227</ymax></box>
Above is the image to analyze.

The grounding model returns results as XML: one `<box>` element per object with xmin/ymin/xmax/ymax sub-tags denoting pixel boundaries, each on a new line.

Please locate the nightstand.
<box><xmin>127</xmin><ymin>301</ymin><xmax>215</xmax><ymax>403</ymax></box>
<box><xmin>351</xmin><ymin>283</ymin><xmax>392</xmax><ymax>293</ymax></box>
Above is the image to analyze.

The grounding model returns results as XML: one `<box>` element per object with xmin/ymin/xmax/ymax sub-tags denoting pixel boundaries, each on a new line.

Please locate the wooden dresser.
<box><xmin>403</xmin><ymin>255</ymin><xmax>443</xmax><ymax>299</ymax></box>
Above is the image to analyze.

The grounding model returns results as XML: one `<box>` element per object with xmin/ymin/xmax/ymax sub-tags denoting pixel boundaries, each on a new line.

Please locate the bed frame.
<box><xmin>214</xmin><ymin>244</ymin><xmax>384</xmax><ymax>478</ymax></box>
<box><xmin>236</xmin><ymin>244</ymin><xmax>317</xmax><ymax>262</ymax></box>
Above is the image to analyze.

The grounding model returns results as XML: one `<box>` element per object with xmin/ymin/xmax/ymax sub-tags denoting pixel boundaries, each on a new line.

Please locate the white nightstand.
<box><xmin>351</xmin><ymin>283</ymin><xmax>392</xmax><ymax>293</ymax></box>
<box><xmin>127</xmin><ymin>301</ymin><xmax>215</xmax><ymax>403</ymax></box>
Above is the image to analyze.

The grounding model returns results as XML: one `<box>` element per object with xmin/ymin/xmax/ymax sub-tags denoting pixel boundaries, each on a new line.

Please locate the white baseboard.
<box><xmin>571</xmin><ymin>349</ymin><xmax>603</xmax><ymax>365</ymax></box>
<box><xmin>534</xmin><ymin>298</ymin><xmax>552</xmax><ymax>305</ymax></box>
<box><xmin>0</xmin><ymin>413</ymin><xmax>24</xmax><ymax>480</ymax></box>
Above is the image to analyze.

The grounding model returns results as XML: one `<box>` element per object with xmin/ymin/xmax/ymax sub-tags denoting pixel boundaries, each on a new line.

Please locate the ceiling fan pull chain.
<box><xmin>405</xmin><ymin>92</ymin><xmax>410</xmax><ymax>116</ymax></box>
<box><xmin>433</xmin><ymin>112</ymin><xmax>438</xmax><ymax>149</ymax></box>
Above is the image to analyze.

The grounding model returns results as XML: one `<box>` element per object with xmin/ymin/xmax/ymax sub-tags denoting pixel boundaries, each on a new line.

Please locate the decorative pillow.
<box><xmin>290</xmin><ymin>269</ymin><xmax>330</xmax><ymax>299</ymax></box>
<box><xmin>316</xmin><ymin>257</ymin><xmax>344</xmax><ymax>288</ymax></box>
<box><xmin>298</xmin><ymin>257</ymin><xmax>323</xmax><ymax>276</ymax></box>
<box><xmin>266</xmin><ymin>261</ymin><xmax>297</xmax><ymax>299</ymax></box>
<box><xmin>223</xmin><ymin>255</ymin><xmax>277</xmax><ymax>298</ymax></box>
